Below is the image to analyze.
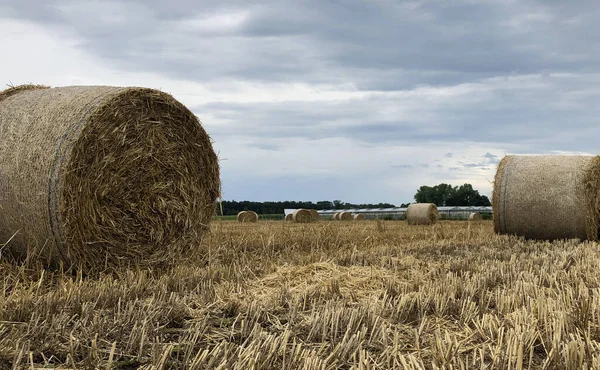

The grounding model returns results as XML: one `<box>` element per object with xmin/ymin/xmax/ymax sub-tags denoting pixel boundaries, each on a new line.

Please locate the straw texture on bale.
<box><xmin>406</xmin><ymin>203</ymin><xmax>438</xmax><ymax>225</ymax></box>
<box><xmin>0</xmin><ymin>85</ymin><xmax>220</xmax><ymax>269</ymax></box>
<box><xmin>468</xmin><ymin>212</ymin><xmax>483</xmax><ymax>221</ymax></box>
<box><xmin>293</xmin><ymin>209</ymin><xmax>313</xmax><ymax>223</ymax></box>
<box><xmin>339</xmin><ymin>212</ymin><xmax>353</xmax><ymax>221</ymax></box>
<box><xmin>237</xmin><ymin>211</ymin><xmax>258</xmax><ymax>223</ymax></box>
<box><xmin>353</xmin><ymin>214</ymin><xmax>365</xmax><ymax>221</ymax></box>
<box><xmin>309</xmin><ymin>209</ymin><xmax>319</xmax><ymax>222</ymax></box>
<box><xmin>333</xmin><ymin>212</ymin><xmax>340</xmax><ymax>221</ymax></box>
<box><xmin>285</xmin><ymin>213</ymin><xmax>293</xmax><ymax>222</ymax></box>
<box><xmin>493</xmin><ymin>155</ymin><xmax>600</xmax><ymax>241</ymax></box>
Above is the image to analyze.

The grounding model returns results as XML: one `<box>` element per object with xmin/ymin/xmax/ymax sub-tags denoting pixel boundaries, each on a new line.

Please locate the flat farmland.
<box><xmin>1</xmin><ymin>220</ymin><xmax>599</xmax><ymax>369</ymax></box>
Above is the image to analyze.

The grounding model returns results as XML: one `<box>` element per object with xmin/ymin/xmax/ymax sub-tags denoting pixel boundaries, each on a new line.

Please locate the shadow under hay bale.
<box><xmin>469</xmin><ymin>212</ymin><xmax>483</xmax><ymax>221</ymax></box>
<box><xmin>293</xmin><ymin>209</ymin><xmax>313</xmax><ymax>223</ymax></box>
<box><xmin>339</xmin><ymin>211</ymin><xmax>352</xmax><ymax>221</ymax></box>
<box><xmin>237</xmin><ymin>211</ymin><xmax>258</xmax><ymax>223</ymax></box>
<box><xmin>406</xmin><ymin>203</ymin><xmax>438</xmax><ymax>225</ymax></box>
<box><xmin>493</xmin><ymin>155</ymin><xmax>600</xmax><ymax>241</ymax></box>
<box><xmin>0</xmin><ymin>84</ymin><xmax>220</xmax><ymax>271</ymax></box>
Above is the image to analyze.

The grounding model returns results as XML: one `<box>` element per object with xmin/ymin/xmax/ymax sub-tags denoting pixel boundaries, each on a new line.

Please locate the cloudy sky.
<box><xmin>1</xmin><ymin>0</ymin><xmax>598</xmax><ymax>205</ymax></box>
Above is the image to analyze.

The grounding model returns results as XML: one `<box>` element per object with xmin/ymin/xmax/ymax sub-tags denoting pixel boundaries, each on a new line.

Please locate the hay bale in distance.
<box><xmin>293</xmin><ymin>209</ymin><xmax>313</xmax><ymax>223</ymax></box>
<box><xmin>406</xmin><ymin>203</ymin><xmax>438</xmax><ymax>225</ymax></box>
<box><xmin>0</xmin><ymin>84</ymin><xmax>220</xmax><ymax>270</ymax></box>
<box><xmin>309</xmin><ymin>209</ymin><xmax>319</xmax><ymax>222</ymax></box>
<box><xmin>237</xmin><ymin>211</ymin><xmax>258</xmax><ymax>223</ymax></box>
<box><xmin>468</xmin><ymin>212</ymin><xmax>483</xmax><ymax>221</ymax></box>
<box><xmin>333</xmin><ymin>212</ymin><xmax>340</xmax><ymax>221</ymax></box>
<box><xmin>353</xmin><ymin>214</ymin><xmax>365</xmax><ymax>221</ymax></box>
<box><xmin>493</xmin><ymin>155</ymin><xmax>600</xmax><ymax>241</ymax></box>
<box><xmin>339</xmin><ymin>212</ymin><xmax>353</xmax><ymax>221</ymax></box>
<box><xmin>285</xmin><ymin>213</ymin><xmax>294</xmax><ymax>222</ymax></box>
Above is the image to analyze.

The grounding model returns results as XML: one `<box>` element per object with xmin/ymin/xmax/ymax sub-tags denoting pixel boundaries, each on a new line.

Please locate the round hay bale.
<box><xmin>333</xmin><ymin>212</ymin><xmax>340</xmax><ymax>221</ymax></box>
<box><xmin>339</xmin><ymin>211</ymin><xmax>352</xmax><ymax>221</ymax></box>
<box><xmin>353</xmin><ymin>214</ymin><xmax>365</xmax><ymax>221</ymax></box>
<box><xmin>237</xmin><ymin>211</ymin><xmax>258</xmax><ymax>223</ymax></box>
<box><xmin>406</xmin><ymin>203</ymin><xmax>438</xmax><ymax>225</ymax></box>
<box><xmin>285</xmin><ymin>213</ymin><xmax>293</xmax><ymax>222</ymax></box>
<box><xmin>468</xmin><ymin>212</ymin><xmax>483</xmax><ymax>221</ymax></box>
<box><xmin>309</xmin><ymin>209</ymin><xmax>319</xmax><ymax>222</ymax></box>
<box><xmin>0</xmin><ymin>84</ymin><xmax>220</xmax><ymax>269</ymax></box>
<box><xmin>493</xmin><ymin>155</ymin><xmax>600</xmax><ymax>241</ymax></box>
<box><xmin>236</xmin><ymin>211</ymin><xmax>247</xmax><ymax>222</ymax></box>
<box><xmin>293</xmin><ymin>209</ymin><xmax>313</xmax><ymax>223</ymax></box>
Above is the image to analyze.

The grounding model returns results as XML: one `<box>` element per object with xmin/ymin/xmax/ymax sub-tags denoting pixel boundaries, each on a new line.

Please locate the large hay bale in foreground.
<box><xmin>237</xmin><ymin>211</ymin><xmax>258</xmax><ymax>223</ymax></box>
<box><xmin>353</xmin><ymin>214</ymin><xmax>365</xmax><ymax>221</ymax></box>
<box><xmin>293</xmin><ymin>209</ymin><xmax>313</xmax><ymax>223</ymax></box>
<box><xmin>406</xmin><ymin>203</ymin><xmax>438</xmax><ymax>225</ymax></box>
<box><xmin>0</xmin><ymin>84</ymin><xmax>220</xmax><ymax>269</ymax></box>
<box><xmin>468</xmin><ymin>212</ymin><xmax>483</xmax><ymax>221</ymax></box>
<box><xmin>339</xmin><ymin>212</ymin><xmax>352</xmax><ymax>221</ymax></box>
<box><xmin>493</xmin><ymin>155</ymin><xmax>600</xmax><ymax>241</ymax></box>
<box><xmin>285</xmin><ymin>213</ymin><xmax>293</xmax><ymax>221</ymax></box>
<box><xmin>309</xmin><ymin>209</ymin><xmax>319</xmax><ymax>222</ymax></box>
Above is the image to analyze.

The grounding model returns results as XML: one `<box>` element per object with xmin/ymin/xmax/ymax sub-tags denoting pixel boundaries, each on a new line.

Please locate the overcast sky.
<box><xmin>1</xmin><ymin>0</ymin><xmax>598</xmax><ymax>205</ymax></box>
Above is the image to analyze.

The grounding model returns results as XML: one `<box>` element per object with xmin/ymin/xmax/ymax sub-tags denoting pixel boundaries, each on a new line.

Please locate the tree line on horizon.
<box><xmin>218</xmin><ymin>183</ymin><xmax>489</xmax><ymax>215</ymax></box>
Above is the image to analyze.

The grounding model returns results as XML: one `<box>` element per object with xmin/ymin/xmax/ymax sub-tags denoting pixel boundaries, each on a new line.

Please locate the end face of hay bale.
<box><xmin>468</xmin><ymin>212</ymin><xmax>483</xmax><ymax>221</ymax></box>
<box><xmin>237</xmin><ymin>211</ymin><xmax>247</xmax><ymax>222</ymax></box>
<box><xmin>493</xmin><ymin>155</ymin><xmax>600</xmax><ymax>240</ymax></box>
<box><xmin>406</xmin><ymin>203</ymin><xmax>438</xmax><ymax>225</ymax></box>
<box><xmin>237</xmin><ymin>211</ymin><xmax>258</xmax><ymax>223</ymax></box>
<box><xmin>0</xmin><ymin>85</ymin><xmax>221</xmax><ymax>270</ymax></box>
<box><xmin>309</xmin><ymin>209</ymin><xmax>319</xmax><ymax>222</ymax></box>
<box><xmin>353</xmin><ymin>214</ymin><xmax>365</xmax><ymax>221</ymax></box>
<box><xmin>339</xmin><ymin>212</ymin><xmax>352</xmax><ymax>221</ymax></box>
<box><xmin>293</xmin><ymin>209</ymin><xmax>313</xmax><ymax>223</ymax></box>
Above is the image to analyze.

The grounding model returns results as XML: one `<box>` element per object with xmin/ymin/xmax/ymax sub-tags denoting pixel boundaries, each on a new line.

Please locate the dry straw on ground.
<box><xmin>406</xmin><ymin>203</ymin><xmax>439</xmax><ymax>225</ymax></box>
<box><xmin>0</xmin><ymin>84</ymin><xmax>220</xmax><ymax>270</ymax></box>
<box><xmin>493</xmin><ymin>155</ymin><xmax>600</xmax><ymax>240</ymax></box>
<box><xmin>469</xmin><ymin>212</ymin><xmax>483</xmax><ymax>221</ymax></box>
<box><xmin>292</xmin><ymin>209</ymin><xmax>313</xmax><ymax>223</ymax></box>
<box><xmin>309</xmin><ymin>209</ymin><xmax>319</xmax><ymax>222</ymax></box>
<box><xmin>339</xmin><ymin>211</ymin><xmax>352</xmax><ymax>221</ymax></box>
<box><xmin>285</xmin><ymin>213</ymin><xmax>293</xmax><ymax>222</ymax></box>
<box><xmin>2</xmin><ymin>221</ymin><xmax>600</xmax><ymax>369</ymax></box>
<box><xmin>353</xmin><ymin>214</ymin><xmax>365</xmax><ymax>221</ymax></box>
<box><xmin>237</xmin><ymin>211</ymin><xmax>258</xmax><ymax>223</ymax></box>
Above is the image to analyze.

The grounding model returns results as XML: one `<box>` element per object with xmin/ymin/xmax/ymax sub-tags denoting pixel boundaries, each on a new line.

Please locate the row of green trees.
<box><xmin>414</xmin><ymin>183</ymin><xmax>491</xmax><ymax>206</ymax></box>
<box><xmin>218</xmin><ymin>183</ymin><xmax>490</xmax><ymax>215</ymax></box>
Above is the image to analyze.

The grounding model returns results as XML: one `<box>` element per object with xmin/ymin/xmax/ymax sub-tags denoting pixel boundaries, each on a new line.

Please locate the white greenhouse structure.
<box><xmin>312</xmin><ymin>206</ymin><xmax>493</xmax><ymax>220</ymax></box>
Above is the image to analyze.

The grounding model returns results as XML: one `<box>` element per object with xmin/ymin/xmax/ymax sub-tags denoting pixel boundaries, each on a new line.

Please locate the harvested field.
<box><xmin>1</xmin><ymin>220</ymin><xmax>600</xmax><ymax>369</ymax></box>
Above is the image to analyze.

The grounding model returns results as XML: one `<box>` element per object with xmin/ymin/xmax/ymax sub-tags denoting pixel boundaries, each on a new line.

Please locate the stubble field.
<box><xmin>0</xmin><ymin>220</ymin><xmax>599</xmax><ymax>369</ymax></box>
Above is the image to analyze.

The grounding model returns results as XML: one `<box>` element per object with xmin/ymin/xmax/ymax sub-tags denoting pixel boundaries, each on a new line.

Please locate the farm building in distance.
<box><xmin>315</xmin><ymin>206</ymin><xmax>493</xmax><ymax>220</ymax></box>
